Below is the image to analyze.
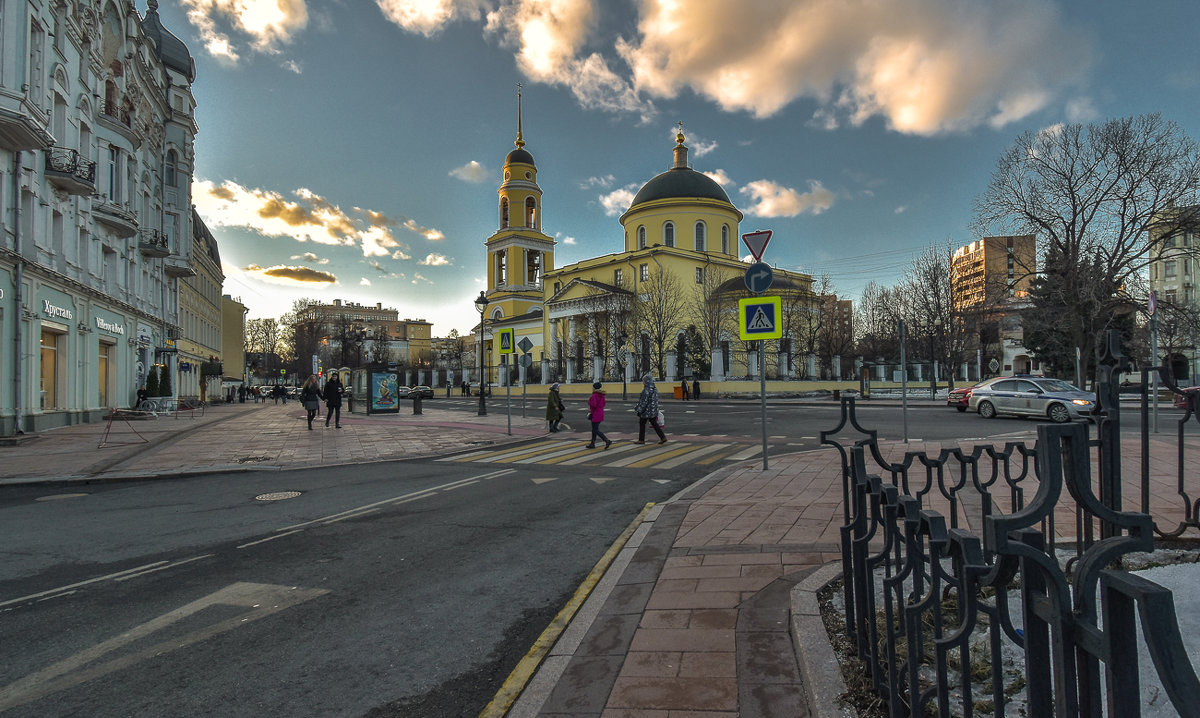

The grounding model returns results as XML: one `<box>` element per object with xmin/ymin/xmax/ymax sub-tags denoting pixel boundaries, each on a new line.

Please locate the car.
<box><xmin>1174</xmin><ymin>386</ymin><xmax>1200</xmax><ymax>409</ymax></box>
<box><xmin>967</xmin><ymin>375</ymin><xmax>1094</xmax><ymax>423</ymax></box>
<box><xmin>947</xmin><ymin>386</ymin><xmax>973</xmax><ymax>412</ymax></box>
<box><xmin>409</xmin><ymin>385</ymin><xmax>434</xmax><ymax>399</ymax></box>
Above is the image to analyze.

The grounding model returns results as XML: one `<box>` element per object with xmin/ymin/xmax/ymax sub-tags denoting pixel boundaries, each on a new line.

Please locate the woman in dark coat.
<box><xmin>634</xmin><ymin>375</ymin><xmax>667</xmax><ymax>444</ymax></box>
<box><xmin>324</xmin><ymin>375</ymin><xmax>344</xmax><ymax>428</ymax></box>
<box><xmin>300</xmin><ymin>375</ymin><xmax>321</xmax><ymax>430</ymax></box>
<box><xmin>545</xmin><ymin>383</ymin><xmax>564</xmax><ymax>432</ymax></box>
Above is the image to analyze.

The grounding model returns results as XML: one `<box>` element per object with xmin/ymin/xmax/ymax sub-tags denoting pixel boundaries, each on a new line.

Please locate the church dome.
<box><xmin>142</xmin><ymin>0</ymin><xmax>195</xmax><ymax>81</ymax></box>
<box><xmin>506</xmin><ymin>147</ymin><xmax>535</xmax><ymax>167</ymax></box>
<box><xmin>630</xmin><ymin>166</ymin><xmax>730</xmax><ymax>208</ymax></box>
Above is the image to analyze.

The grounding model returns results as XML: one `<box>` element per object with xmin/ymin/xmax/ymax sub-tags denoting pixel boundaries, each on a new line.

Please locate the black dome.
<box><xmin>630</xmin><ymin>167</ymin><xmax>731</xmax><ymax>208</ymax></box>
<box><xmin>142</xmin><ymin>4</ymin><xmax>195</xmax><ymax>81</ymax></box>
<box><xmin>506</xmin><ymin>147</ymin><xmax>535</xmax><ymax>166</ymax></box>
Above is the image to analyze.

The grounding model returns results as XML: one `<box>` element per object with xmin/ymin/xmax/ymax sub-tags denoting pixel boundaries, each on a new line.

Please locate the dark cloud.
<box><xmin>260</xmin><ymin>265</ymin><xmax>338</xmax><ymax>283</ymax></box>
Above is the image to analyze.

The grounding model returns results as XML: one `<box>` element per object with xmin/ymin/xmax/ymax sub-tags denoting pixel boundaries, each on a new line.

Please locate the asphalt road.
<box><xmin>0</xmin><ymin>399</ymin><xmax>1136</xmax><ymax>717</ymax></box>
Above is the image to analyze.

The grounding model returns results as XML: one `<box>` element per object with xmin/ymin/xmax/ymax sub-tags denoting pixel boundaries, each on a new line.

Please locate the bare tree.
<box><xmin>633</xmin><ymin>265</ymin><xmax>688</xmax><ymax>379</ymax></box>
<box><xmin>899</xmin><ymin>241</ymin><xmax>965</xmax><ymax>388</ymax></box>
<box><xmin>689</xmin><ymin>266</ymin><xmax>736</xmax><ymax>367</ymax></box>
<box><xmin>974</xmin><ymin>113</ymin><xmax>1200</xmax><ymax>375</ymax></box>
<box><xmin>856</xmin><ymin>281</ymin><xmax>905</xmax><ymax>362</ymax></box>
<box><xmin>282</xmin><ymin>298</ymin><xmax>325</xmax><ymax>378</ymax></box>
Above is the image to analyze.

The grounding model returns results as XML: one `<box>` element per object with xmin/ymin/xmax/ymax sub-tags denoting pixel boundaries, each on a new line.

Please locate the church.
<box><xmin>474</xmin><ymin>101</ymin><xmax>820</xmax><ymax>389</ymax></box>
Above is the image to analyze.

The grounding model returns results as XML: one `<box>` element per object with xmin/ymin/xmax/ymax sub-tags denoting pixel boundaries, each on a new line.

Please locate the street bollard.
<box><xmin>412</xmin><ymin>395</ymin><xmax>422</xmax><ymax>415</ymax></box>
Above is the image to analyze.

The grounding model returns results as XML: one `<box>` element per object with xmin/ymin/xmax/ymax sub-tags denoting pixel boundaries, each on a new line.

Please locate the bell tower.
<box><xmin>483</xmin><ymin>86</ymin><xmax>555</xmax><ymax>322</ymax></box>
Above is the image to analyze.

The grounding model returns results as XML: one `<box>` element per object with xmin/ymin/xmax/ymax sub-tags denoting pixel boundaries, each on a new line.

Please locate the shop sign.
<box><xmin>94</xmin><ymin>315</ymin><xmax>126</xmax><ymax>335</ymax></box>
<box><xmin>37</xmin><ymin>287</ymin><xmax>75</xmax><ymax>322</ymax></box>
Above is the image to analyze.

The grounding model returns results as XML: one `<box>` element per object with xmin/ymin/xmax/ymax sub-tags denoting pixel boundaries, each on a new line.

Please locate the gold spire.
<box><xmin>676</xmin><ymin>120</ymin><xmax>685</xmax><ymax>145</ymax></box>
<box><xmin>515</xmin><ymin>83</ymin><xmax>525</xmax><ymax>149</ymax></box>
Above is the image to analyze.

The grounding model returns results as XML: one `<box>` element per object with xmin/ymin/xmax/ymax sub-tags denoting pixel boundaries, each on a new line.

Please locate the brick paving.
<box><xmin>4</xmin><ymin>399</ymin><xmax>1198</xmax><ymax>716</ymax></box>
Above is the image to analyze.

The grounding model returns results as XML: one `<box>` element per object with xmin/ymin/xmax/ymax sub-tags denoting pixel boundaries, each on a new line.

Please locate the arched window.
<box><xmin>637</xmin><ymin>226</ymin><xmax>646</xmax><ymax>249</ymax></box>
<box><xmin>165</xmin><ymin>149</ymin><xmax>178</xmax><ymax>187</ymax></box>
<box><xmin>500</xmin><ymin>198</ymin><xmax>509</xmax><ymax>228</ymax></box>
<box><xmin>525</xmin><ymin>196</ymin><xmax>537</xmax><ymax>229</ymax></box>
<box><xmin>104</xmin><ymin>80</ymin><xmax>117</xmax><ymax>116</ymax></box>
<box><xmin>694</xmin><ymin>221</ymin><xmax>706</xmax><ymax>251</ymax></box>
<box><xmin>663</xmin><ymin>221</ymin><xmax>675</xmax><ymax>248</ymax></box>
<box><xmin>721</xmin><ymin>225</ymin><xmax>730</xmax><ymax>254</ymax></box>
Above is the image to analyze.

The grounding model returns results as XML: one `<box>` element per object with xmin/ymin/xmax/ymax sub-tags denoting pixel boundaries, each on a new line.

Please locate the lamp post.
<box><xmin>475</xmin><ymin>290</ymin><xmax>488</xmax><ymax>416</ymax></box>
<box><xmin>929</xmin><ymin>317</ymin><xmax>941</xmax><ymax>400</ymax></box>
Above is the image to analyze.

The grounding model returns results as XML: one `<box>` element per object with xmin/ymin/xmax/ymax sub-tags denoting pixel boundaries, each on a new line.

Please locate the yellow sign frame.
<box><xmin>495</xmin><ymin>327</ymin><xmax>515</xmax><ymax>354</ymax></box>
<box><xmin>738</xmin><ymin>296</ymin><xmax>782</xmax><ymax>341</ymax></box>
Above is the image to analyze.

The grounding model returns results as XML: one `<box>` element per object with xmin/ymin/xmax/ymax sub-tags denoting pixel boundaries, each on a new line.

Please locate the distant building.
<box><xmin>1148</xmin><ymin>204</ymin><xmax>1200</xmax><ymax>379</ymax></box>
<box><xmin>0</xmin><ymin>0</ymin><xmax>199</xmax><ymax>433</ymax></box>
<box><xmin>177</xmin><ymin>210</ymin><xmax>223</xmax><ymax>402</ymax></box>
<box><xmin>221</xmin><ymin>294</ymin><xmax>248</xmax><ymax>387</ymax></box>
<box><xmin>951</xmin><ymin>235</ymin><xmax>1039</xmax><ymax>376</ymax></box>
<box><xmin>314</xmin><ymin>299</ymin><xmax>432</xmax><ymax>373</ymax></box>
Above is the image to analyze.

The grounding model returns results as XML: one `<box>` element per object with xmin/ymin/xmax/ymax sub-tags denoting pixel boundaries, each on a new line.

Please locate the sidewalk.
<box><xmin>3</xmin><ymin>401</ymin><xmax>1194</xmax><ymax>717</ymax></box>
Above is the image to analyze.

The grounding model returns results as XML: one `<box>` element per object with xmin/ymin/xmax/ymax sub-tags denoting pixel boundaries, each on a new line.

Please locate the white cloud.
<box><xmin>420</xmin><ymin>253</ymin><xmax>452</xmax><ymax>266</ymax></box>
<box><xmin>450</xmin><ymin>160</ymin><xmax>490</xmax><ymax>183</ymax></box>
<box><xmin>599</xmin><ymin>183</ymin><xmax>639</xmax><ymax>217</ymax></box>
<box><xmin>281</xmin><ymin>59</ymin><xmax>302</xmax><ymax>74</ymax></box>
<box><xmin>1065</xmin><ymin>96</ymin><xmax>1099</xmax><ymax>123</ymax></box>
<box><xmin>616</xmin><ymin>0</ymin><xmax>1089</xmax><ymax>134</ymax></box>
<box><xmin>180</xmin><ymin>0</ymin><xmax>310</xmax><ymax>61</ymax></box>
<box><xmin>411</xmin><ymin>272</ymin><xmax>433</xmax><ymax>284</ymax></box>
<box><xmin>556</xmin><ymin>232</ymin><xmax>577</xmax><ymax>245</ymax></box>
<box><xmin>291</xmin><ymin>251</ymin><xmax>330</xmax><ymax>264</ymax></box>
<box><xmin>580</xmin><ymin>174</ymin><xmax>616</xmax><ymax>190</ymax></box>
<box><xmin>403</xmin><ymin>218</ymin><xmax>445</xmax><ymax>241</ymax></box>
<box><xmin>703</xmin><ymin>169</ymin><xmax>734</xmax><ymax>189</ymax></box>
<box><xmin>894</xmin><ymin>205</ymin><xmax>907</xmax><ymax>214</ymax></box>
<box><xmin>360</xmin><ymin>277</ymin><xmax>372</xmax><ymax>286</ymax></box>
<box><xmin>375</xmin><ymin>0</ymin><xmax>487</xmax><ymax>36</ymax></box>
<box><xmin>739</xmin><ymin>179</ymin><xmax>835</xmax><ymax>218</ymax></box>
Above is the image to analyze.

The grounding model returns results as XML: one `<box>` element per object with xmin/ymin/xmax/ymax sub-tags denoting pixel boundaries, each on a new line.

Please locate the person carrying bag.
<box><xmin>634</xmin><ymin>375</ymin><xmax>667</xmax><ymax>444</ymax></box>
<box><xmin>300</xmin><ymin>375</ymin><xmax>321</xmax><ymax>430</ymax></box>
<box><xmin>545</xmin><ymin>383</ymin><xmax>565</xmax><ymax>433</ymax></box>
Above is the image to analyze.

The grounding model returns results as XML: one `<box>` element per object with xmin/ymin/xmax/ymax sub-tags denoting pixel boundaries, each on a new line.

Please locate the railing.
<box><xmin>138</xmin><ymin>229</ymin><xmax>169</xmax><ymax>256</ymax></box>
<box><xmin>823</xmin><ymin>329</ymin><xmax>1200</xmax><ymax>717</ymax></box>
<box><xmin>44</xmin><ymin>146</ymin><xmax>96</xmax><ymax>186</ymax></box>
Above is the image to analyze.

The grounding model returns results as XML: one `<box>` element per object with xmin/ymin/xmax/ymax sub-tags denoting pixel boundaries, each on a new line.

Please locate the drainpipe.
<box><xmin>12</xmin><ymin>151</ymin><xmax>25</xmax><ymax>434</ymax></box>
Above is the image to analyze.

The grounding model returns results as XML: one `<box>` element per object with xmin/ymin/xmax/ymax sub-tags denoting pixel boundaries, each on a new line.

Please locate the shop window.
<box><xmin>99</xmin><ymin>341</ymin><xmax>112</xmax><ymax>408</ymax></box>
<box><xmin>40</xmin><ymin>329</ymin><xmax>64</xmax><ymax>409</ymax></box>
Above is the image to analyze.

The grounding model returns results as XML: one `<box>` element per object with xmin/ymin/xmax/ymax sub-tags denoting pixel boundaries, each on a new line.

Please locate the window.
<box><xmin>99</xmin><ymin>341</ymin><xmax>112</xmax><ymax>408</ymax></box>
<box><xmin>500</xmin><ymin>198</ymin><xmax>509</xmax><ymax>228</ymax></box>
<box><xmin>40</xmin><ymin>329</ymin><xmax>63</xmax><ymax>409</ymax></box>
<box><xmin>1166</xmin><ymin>260</ymin><xmax>1178</xmax><ymax>279</ymax></box>
<box><xmin>663</xmin><ymin>222</ymin><xmax>675</xmax><ymax>247</ymax></box>
<box><xmin>638</xmin><ymin>226</ymin><xmax>646</xmax><ymax>249</ymax></box>
<box><xmin>640</xmin><ymin>263</ymin><xmax>649</xmax><ymax>282</ymax></box>
<box><xmin>722</xmin><ymin>225</ymin><xmax>730</xmax><ymax>254</ymax></box>
<box><xmin>525</xmin><ymin>196</ymin><xmax>537</xmax><ymax>228</ymax></box>
<box><xmin>614</xmin><ymin>268</ymin><xmax>623</xmax><ymax>286</ymax></box>
<box><xmin>165</xmin><ymin>149</ymin><xmax>178</xmax><ymax>187</ymax></box>
<box><xmin>496</xmin><ymin>251</ymin><xmax>506</xmax><ymax>286</ymax></box>
<box><xmin>526</xmin><ymin>250</ymin><xmax>541</xmax><ymax>285</ymax></box>
<box><xmin>695</xmin><ymin>267</ymin><xmax>703</xmax><ymax>284</ymax></box>
<box><xmin>694</xmin><ymin>221</ymin><xmax>706</xmax><ymax>251</ymax></box>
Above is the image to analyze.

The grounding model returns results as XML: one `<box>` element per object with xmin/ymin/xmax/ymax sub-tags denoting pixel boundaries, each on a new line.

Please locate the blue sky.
<box><xmin>159</xmin><ymin>0</ymin><xmax>1200</xmax><ymax>336</ymax></box>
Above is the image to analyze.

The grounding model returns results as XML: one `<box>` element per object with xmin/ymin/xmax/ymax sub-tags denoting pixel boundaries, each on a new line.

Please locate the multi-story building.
<box><xmin>314</xmin><ymin>299</ymin><xmax>432</xmax><ymax>375</ymax></box>
<box><xmin>177</xmin><ymin>209</ymin><xmax>222</xmax><ymax>402</ymax></box>
<box><xmin>950</xmin><ymin>235</ymin><xmax>1039</xmax><ymax>376</ymax></box>
<box><xmin>0</xmin><ymin>0</ymin><xmax>199</xmax><ymax>433</ymax></box>
<box><xmin>221</xmin><ymin>293</ymin><xmax>247</xmax><ymax>394</ymax></box>
<box><xmin>1148</xmin><ymin>204</ymin><xmax>1200</xmax><ymax>379</ymax></box>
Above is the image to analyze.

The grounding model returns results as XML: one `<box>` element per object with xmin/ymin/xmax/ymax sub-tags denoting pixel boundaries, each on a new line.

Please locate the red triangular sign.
<box><xmin>742</xmin><ymin>230</ymin><xmax>772</xmax><ymax>261</ymax></box>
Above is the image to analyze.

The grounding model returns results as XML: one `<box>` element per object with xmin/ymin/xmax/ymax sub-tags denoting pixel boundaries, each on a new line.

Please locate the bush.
<box><xmin>158</xmin><ymin>364</ymin><xmax>172</xmax><ymax>396</ymax></box>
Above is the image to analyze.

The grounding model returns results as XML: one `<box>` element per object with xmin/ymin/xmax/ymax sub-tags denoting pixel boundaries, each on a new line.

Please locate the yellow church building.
<box><xmin>474</xmin><ymin>110</ymin><xmax>821</xmax><ymax>390</ymax></box>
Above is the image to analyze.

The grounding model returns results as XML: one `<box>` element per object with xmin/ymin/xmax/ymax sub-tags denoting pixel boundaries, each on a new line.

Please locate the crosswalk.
<box><xmin>436</xmin><ymin>437</ymin><xmax>763</xmax><ymax>470</ymax></box>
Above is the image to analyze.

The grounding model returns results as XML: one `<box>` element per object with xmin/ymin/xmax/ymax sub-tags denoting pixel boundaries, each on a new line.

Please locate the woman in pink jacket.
<box><xmin>586</xmin><ymin>382</ymin><xmax>613</xmax><ymax>449</ymax></box>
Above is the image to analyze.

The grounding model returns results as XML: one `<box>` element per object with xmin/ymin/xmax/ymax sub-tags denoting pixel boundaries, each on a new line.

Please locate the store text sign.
<box><xmin>95</xmin><ymin>317</ymin><xmax>126</xmax><ymax>335</ymax></box>
<box><xmin>42</xmin><ymin>299</ymin><xmax>73</xmax><ymax>321</ymax></box>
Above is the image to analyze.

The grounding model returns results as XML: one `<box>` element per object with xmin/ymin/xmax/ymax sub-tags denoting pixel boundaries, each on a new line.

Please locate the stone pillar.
<box><xmin>915</xmin><ymin>364</ymin><xmax>924</xmax><ymax>382</ymax></box>
<box><xmin>807</xmin><ymin>354</ymin><xmax>817</xmax><ymax>379</ymax></box>
<box><xmin>625</xmin><ymin>360</ymin><xmax>635</xmax><ymax>385</ymax></box>
<box><xmin>565</xmin><ymin>359</ymin><xmax>575</xmax><ymax>384</ymax></box>
<box><xmin>877</xmin><ymin>363</ymin><xmax>886</xmax><ymax>381</ymax></box>
<box><xmin>666</xmin><ymin>350</ymin><xmax>678</xmax><ymax>382</ymax></box>
<box><xmin>710</xmin><ymin>347</ymin><xmax>724</xmax><ymax>381</ymax></box>
<box><xmin>592</xmin><ymin>355</ymin><xmax>603</xmax><ymax>382</ymax></box>
<box><xmin>834</xmin><ymin>356</ymin><xmax>842</xmax><ymax>381</ymax></box>
<box><xmin>541</xmin><ymin>358</ymin><xmax>550</xmax><ymax>384</ymax></box>
<box><xmin>748</xmin><ymin>350</ymin><xmax>759</xmax><ymax>378</ymax></box>
<box><xmin>518</xmin><ymin>363</ymin><xmax>527</xmax><ymax>385</ymax></box>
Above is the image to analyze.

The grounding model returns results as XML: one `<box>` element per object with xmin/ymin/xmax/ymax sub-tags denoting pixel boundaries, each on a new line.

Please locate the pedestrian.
<box><xmin>692</xmin><ymin>378</ymin><xmax>701</xmax><ymax>400</ymax></box>
<box><xmin>324</xmin><ymin>374</ymin><xmax>344</xmax><ymax>428</ymax></box>
<box><xmin>462</xmin><ymin>379</ymin><xmax>469</xmax><ymax>396</ymax></box>
<box><xmin>586</xmin><ymin>381</ymin><xmax>612</xmax><ymax>449</ymax></box>
<box><xmin>272</xmin><ymin>384</ymin><xmax>281</xmax><ymax>404</ymax></box>
<box><xmin>237</xmin><ymin>384</ymin><xmax>246</xmax><ymax>403</ymax></box>
<box><xmin>635</xmin><ymin>375</ymin><xmax>667</xmax><ymax>444</ymax></box>
<box><xmin>681</xmin><ymin>377</ymin><xmax>690</xmax><ymax>401</ymax></box>
<box><xmin>135</xmin><ymin>384</ymin><xmax>148</xmax><ymax>409</ymax></box>
<box><xmin>300</xmin><ymin>375</ymin><xmax>321</xmax><ymax>430</ymax></box>
<box><xmin>545</xmin><ymin>382</ymin><xmax>565</xmax><ymax>433</ymax></box>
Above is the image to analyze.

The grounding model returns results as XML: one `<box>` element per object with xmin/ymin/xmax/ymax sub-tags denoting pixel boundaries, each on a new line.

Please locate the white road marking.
<box><xmin>0</xmin><ymin>562</ymin><xmax>168</xmax><ymax>609</ymax></box>
<box><xmin>114</xmin><ymin>554</ymin><xmax>214</xmax><ymax>581</ymax></box>
<box><xmin>237</xmin><ymin>530</ymin><xmax>304</xmax><ymax>549</ymax></box>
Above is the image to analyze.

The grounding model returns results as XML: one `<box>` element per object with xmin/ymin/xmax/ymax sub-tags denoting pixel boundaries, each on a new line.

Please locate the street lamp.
<box><xmin>929</xmin><ymin>317</ymin><xmax>942</xmax><ymax>399</ymax></box>
<box><xmin>475</xmin><ymin>290</ymin><xmax>488</xmax><ymax>416</ymax></box>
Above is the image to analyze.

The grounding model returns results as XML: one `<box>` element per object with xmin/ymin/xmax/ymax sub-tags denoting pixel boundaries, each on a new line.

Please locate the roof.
<box><xmin>629</xmin><ymin>166</ymin><xmax>731</xmax><ymax>209</ymax></box>
<box><xmin>142</xmin><ymin>1</ymin><xmax>195</xmax><ymax>81</ymax></box>
<box><xmin>506</xmin><ymin>147</ymin><xmax>535</xmax><ymax>167</ymax></box>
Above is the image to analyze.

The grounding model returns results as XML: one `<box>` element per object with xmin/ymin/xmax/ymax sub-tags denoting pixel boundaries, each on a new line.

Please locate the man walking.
<box><xmin>324</xmin><ymin>374</ymin><xmax>344</xmax><ymax>428</ymax></box>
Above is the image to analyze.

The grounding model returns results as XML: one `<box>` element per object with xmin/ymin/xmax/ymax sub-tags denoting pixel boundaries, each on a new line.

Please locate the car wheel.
<box><xmin>956</xmin><ymin>405</ymin><xmax>967</xmax><ymax>413</ymax></box>
<box><xmin>978</xmin><ymin>400</ymin><xmax>996</xmax><ymax>419</ymax></box>
<box><xmin>1047</xmin><ymin>403</ymin><xmax>1071</xmax><ymax>423</ymax></box>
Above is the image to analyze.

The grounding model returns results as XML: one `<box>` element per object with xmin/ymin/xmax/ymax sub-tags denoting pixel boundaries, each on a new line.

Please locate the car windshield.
<box><xmin>1035</xmin><ymin>379</ymin><xmax>1083</xmax><ymax>393</ymax></box>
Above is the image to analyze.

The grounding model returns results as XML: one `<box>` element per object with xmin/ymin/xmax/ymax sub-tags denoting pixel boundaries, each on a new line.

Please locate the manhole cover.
<box><xmin>255</xmin><ymin>491</ymin><xmax>302</xmax><ymax>501</ymax></box>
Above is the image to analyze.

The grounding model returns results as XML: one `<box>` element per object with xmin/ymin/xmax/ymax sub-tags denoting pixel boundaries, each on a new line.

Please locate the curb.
<box><xmin>791</xmin><ymin>561</ymin><xmax>855</xmax><ymax>718</ymax></box>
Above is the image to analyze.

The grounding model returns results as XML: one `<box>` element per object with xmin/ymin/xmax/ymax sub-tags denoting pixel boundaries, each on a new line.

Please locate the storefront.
<box><xmin>90</xmin><ymin>306</ymin><xmax>130</xmax><ymax>412</ymax></box>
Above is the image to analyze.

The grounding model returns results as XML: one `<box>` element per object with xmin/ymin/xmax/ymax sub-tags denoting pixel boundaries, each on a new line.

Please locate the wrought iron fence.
<box><xmin>822</xmin><ymin>330</ymin><xmax>1200</xmax><ymax>717</ymax></box>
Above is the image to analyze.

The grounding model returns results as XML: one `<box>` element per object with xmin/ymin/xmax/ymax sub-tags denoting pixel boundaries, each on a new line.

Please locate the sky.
<box><xmin>156</xmin><ymin>0</ymin><xmax>1200</xmax><ymax>336</ymax></box>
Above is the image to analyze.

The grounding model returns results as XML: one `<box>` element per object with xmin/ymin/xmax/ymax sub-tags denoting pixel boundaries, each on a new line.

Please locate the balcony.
<box><xmin>45</xmin><ymin>147</ymin><xmax>96</xmax><ymax>195</ymax></box>
<box><xmin>0</xmin><ymin>93</ymin><xmax>53</xmax><ymax>150</ymax></box>
<box><xmin>163</xmin><ymin>254</ymin><xmax>197</xmax><ymax>278</ymax></box>
<box><xmin>138</xmin><ymin>229</ymin><xmax>170</xmax><ymax>258</ymax></box>
<box><xmin>94</xmin><ymin>199</ymin><xmax>139</xmax><ymax>237</ymax></box>
<box><xmin>97</xmin><ymin>100</ymin><xmax>138</xmax><ymax>143</ymax></box>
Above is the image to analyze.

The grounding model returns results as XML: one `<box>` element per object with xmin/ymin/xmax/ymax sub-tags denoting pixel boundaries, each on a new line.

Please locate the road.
<box><xmin>0</xmin><ymin>400</ymin><xmax>1086</xmax><ymax>717</ymax></box>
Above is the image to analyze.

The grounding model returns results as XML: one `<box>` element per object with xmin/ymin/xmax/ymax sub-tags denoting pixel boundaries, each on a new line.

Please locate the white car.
<box><xmin>968</xmin><ymin>376</ymin><xmax>1094</xmax><ymax>423</ymax></box>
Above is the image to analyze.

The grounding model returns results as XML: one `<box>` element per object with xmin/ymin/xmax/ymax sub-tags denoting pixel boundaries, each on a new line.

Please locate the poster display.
<box><xmin>368</xmin><ymin>371</ymin><xmax>401</xmax><ymax>414</ymax></box>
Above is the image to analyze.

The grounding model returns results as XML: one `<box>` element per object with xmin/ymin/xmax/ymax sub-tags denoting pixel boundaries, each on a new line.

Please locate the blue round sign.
<box><xmin>744</xmin><ymin>262</ymin><xmax>774</xmax><ymax>294</ymax></box>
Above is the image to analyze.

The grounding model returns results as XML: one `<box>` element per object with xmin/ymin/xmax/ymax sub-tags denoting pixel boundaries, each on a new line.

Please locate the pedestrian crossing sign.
<box><xmin>738</xmin><ymin>296</ymin><xmax>782</xmax><ymax>340</ymax></box>
<box><xmin>496</xmin><ymin>328</ymin><xmax>515</xmax><ymax>354</ymax></box>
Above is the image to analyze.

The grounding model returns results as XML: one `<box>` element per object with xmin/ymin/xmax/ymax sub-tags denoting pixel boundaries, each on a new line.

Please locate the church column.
<box><xmin>666</xmin><ymin>350</ymin><xmax>678</xmax><ymax>382</ymax></box>
<box><xmin>565</xmin><ymin>317</ymin><xmax>577</xmax><ymax>384</ymax></box>
<box><xmin>710</xmin><ymin>346</ymin><xmax>724</xmax><ymax>381</ymax></box>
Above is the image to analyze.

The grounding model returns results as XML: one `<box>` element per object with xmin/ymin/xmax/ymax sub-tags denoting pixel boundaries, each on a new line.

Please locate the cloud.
<box><xmin>368</xmin><ymin>260</ymin><xmax>389</xmax><ymax>273</ymax></box>
<box><xmin>360</xmin><ymin>277</ymin><xmax>372</xmax><ymax>286</ymax></box>
<box><xmin>193</xmin><ymin>179</ymin><xmax>431</xmax><ymax>259</ymax></box>
<box><xmin>703</xmin><ymin>169</ymin><xmax>734</xmax><ymax>189</ymax></box>
<box><xmin>894</xmin><ymin>205</ymin><xmax>907</xmax><ymax>214</ymax></box>
<box><xmin>739</xmin><ymin>179</ymin><xmax>835</xmax><ymax>217</ymax></box>
<box><xmin>375</xmin><ymin>0</ymin><xmax>487</xmax><ymax>36</ymax></box>
<box><xmin>598</xmin><ymin>183</ymin><xmax>639</xmax><ymax>217</ymax></box>
<box><xmin>244</xmin><ymin>264</ymin><xmax>338</xmax><ymax>284</ymax></box>
<box><xmin>450</xmin><ymin>160</ymin><xmax>490</xmax><ymax>183</ymax></box>
<box><xmin>281</xmin><ymin>59</ymin><xmax>303</xmax><ymax>74</ymax></box>
<box><xmin>616</xmin><ymin>0</ymin><xmax>1089</xmax><ymax>134</ymax></box>
<box><xmin>180</xmin><ymin>0</ymin><xmax>310</xmax><ymax>61</ymax></box>
<box><xmin>581</xmin><ymin>174</ymin><xmax>616</xmax><ymax>190</ymax></box>
<box><xmin>411</xmin><ymin>272</ymin><xmax>433</xmax><ymax>285</ymax></box>
<box><xmin>556</xmin><ymin>232</ymin><xmax>577</xmax><ymax>245</ymax></box>
<box><xmin>420</xmin><ymin>253</ymin><xmax>452</xmax><ymax>266</ymax></box>
<box><xmin>291</xmin><ymin>251</ymin><xmax>330</xmax><ymax>264</ymax></box>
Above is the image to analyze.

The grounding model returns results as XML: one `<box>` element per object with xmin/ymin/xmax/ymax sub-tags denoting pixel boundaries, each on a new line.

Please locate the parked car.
<box><xmin>968</xmin><ymin>375</ymin><xmax>1094</xmax><ymax>423</ymax></box>
<box><xmin>946</xmin><ymin>386</ymin><xmax>973</xmax><ymax>412</ymax></box>
<box><xmin>1174</xmin><ymin>386</ymin><xmax>1200</xmax><ymax>409</ymax></box>
<box><xmin>409</xmin><ymin>385</ymin><xmax>434</xmax><ymax>399</ymax></box>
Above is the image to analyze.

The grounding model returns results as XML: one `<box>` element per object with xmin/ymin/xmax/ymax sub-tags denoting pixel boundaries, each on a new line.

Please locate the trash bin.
<box><xmin>412</xmin><ymin>394</ymin><xmax>422</xmax><ymax>415</ymax></box>
<box><xmin>673</xmin><ymin>386</ymin><xmax>683</xmax><ymax>400</ymax></box>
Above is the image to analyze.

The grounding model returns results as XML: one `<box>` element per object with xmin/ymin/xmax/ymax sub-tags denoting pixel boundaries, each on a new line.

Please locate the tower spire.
<box><xmin>515</xmin><ymin>83</ymin><xmax>525</xmax><ymax>149</ymax></box>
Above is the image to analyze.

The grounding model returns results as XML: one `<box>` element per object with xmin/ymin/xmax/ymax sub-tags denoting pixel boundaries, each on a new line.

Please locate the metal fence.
<box><xmin>822</xmin><ymin>331</ymin><xmax>1200</xmax><ymax>717</ymax></box>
